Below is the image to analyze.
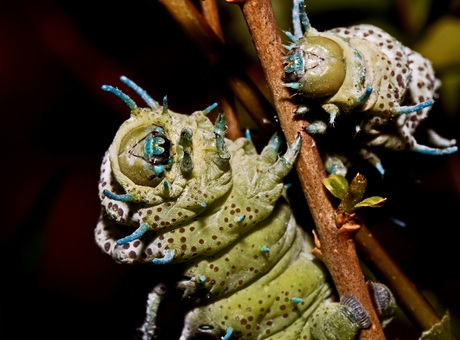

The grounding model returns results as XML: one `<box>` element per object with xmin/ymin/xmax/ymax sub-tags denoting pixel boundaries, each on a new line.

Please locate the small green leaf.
<box><xmin>354</xmin><ymin>196</ymin><xmax>387</xmax><ymax>209</ymax></box>
<box><xmin>338</xmin><ymin>173</ymin><xmax>367</xmax><ymax>213</ymax></box>
<box><xmin>322</xmin><ymin>174</ymin><xmax>349</xmax><ymax>200</ymax></box>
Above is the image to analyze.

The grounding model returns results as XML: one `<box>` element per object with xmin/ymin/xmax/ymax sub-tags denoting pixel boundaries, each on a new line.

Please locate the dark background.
<box><xmin>1</xmin><ymin>0</ymin><xmax>459</xmax><ymax>339</ymax></box>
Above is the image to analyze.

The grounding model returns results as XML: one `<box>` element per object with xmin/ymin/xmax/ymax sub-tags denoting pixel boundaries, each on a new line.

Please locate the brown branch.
<box><xmin>199</xmin><ymin>0</ymin><xmax>242</xmax><ymax>140</ymax></box>
<box><xmin>200</xmin><ymin>0</ymin><xmax>224</xmax><ymax>39</ymax></box>
<box><xmin>356</xmin><ymin>224</ymin><xmax>441</xmax><ymax>331</ymax></box>
<box><xmin>159</xmin><ymin>0</ymin><xmax>278</xmax><ymax>138</ymax></box>
<box><xmin>226</xmin><ymin>0</ymin><xmax>385</xmax><ymax>338</ymax></box>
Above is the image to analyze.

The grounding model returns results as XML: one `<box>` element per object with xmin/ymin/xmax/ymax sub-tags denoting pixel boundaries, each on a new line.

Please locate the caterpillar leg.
<box><xmin>322</xmin><ymin>103</ymin><xmax>340</xmax><ymax>126</ymax></box>
<box><xmin>359</xmin><ymin>148</ymin><xmax>385</xmax><ymax>176</ymax></box>
<box><xmin>245</xmin><ymin>131</ymin><xmax>302</xmax><ymax>197</ymax></box>
<box><xmin>397</xmin><ymin>117</ymin><xmax>458</xmax><ymax>155</ymax></box>
<box><xmin>324</xmin><ymin>150</ymin><xmax>384</xmax><ymax>177</ymax></box>
<box><xmin>310</xmin><ymin>295</ymin><xmax>371</xmax><ymax>339</ymax></box>
<box><xmin>305</xmin><ymin>120</ymin><xmax>328</xmax><ymax>135</ymax></box>
<box><xmin>263</xmin><ymin>132</ymin><xmax>301</xmax><ymax>182</ymax></box>
<box><xmin>367</xmin><ymin>281</ymin><xmax>397</xmax><ymax>328</ymax></box>
<box><xmin>258</xmin><ymin>130</ymin><xmax>284</xmax><ymax>163</ymax></box>
<box><xmin>411</xmin><ymin>142</ymin><xmax>457</xmax><ymax>155</ymax></box>
<box><xmin>137</xmin><ymin>283</ymin><xmax>169</xmax><ymax>340</ymax></box>
<box><xmin>427</xmin><ymin>129</ymin><xmax>457</xmax><ymax>149</ymax></box>
<box><xmin>324</xmin><ymin>154</ymin><xmax>348</xmax><ymax>177</ymax></box>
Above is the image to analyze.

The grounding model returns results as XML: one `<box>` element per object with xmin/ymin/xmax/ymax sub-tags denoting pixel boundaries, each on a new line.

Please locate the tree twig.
<box><xmin>200</xmin><ymin>0</ymin><xmax>242</xmax><ymax>140</ymax></box>
<box><xmin>159</xmin><ymin>0</ymin><xmax>278</xmax><ymax>138</ymax></box>
<box><xmin>200</xmin><ymin>0</ymin><xmax>224</xmax><ymax>39</ymax></box>
<box><xmin>356</xmin><ymin>224</ymin><xmax>441</xmax><ymax>331</ymax></box>
<box><xmin>225</xmin><ymin>0</ymin><xmax>385</xmax><ymax>338</ymax></box>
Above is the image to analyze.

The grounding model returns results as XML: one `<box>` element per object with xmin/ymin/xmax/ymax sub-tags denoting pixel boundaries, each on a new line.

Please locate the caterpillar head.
<box><xmin>285</xmin><ymin>35</ymin><xmax>346</xmax><ymax>98</ymax></box>
<box><xmin>284</xmin><ymin>0</ymin><xmax>371</xmax><ymax>119</ymax></box>
<box><xmin>111</xmin><ymin>110</ymin><xmax>173</xmax><ymax>188</ymax></box>
<box><xmin>102</xmin><ymin>76</ymin><xmax>231</xmax><ymax>205</ymax></box>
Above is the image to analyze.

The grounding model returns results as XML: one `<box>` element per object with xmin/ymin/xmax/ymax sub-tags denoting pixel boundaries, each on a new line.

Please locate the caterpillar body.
<box><xmin>284</xmin><ymin>0</ymin><xmax>457</xmax><ymax>174</ymax></box>
<box><xmin>95</xmin><ymin>76</ymin><xmax>394</xmax><ymax>339</ymax></box>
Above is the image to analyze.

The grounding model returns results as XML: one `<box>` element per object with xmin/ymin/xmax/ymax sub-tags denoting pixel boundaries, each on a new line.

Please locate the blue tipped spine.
<box><xmin>120</xmin><ymin>75</ymin><xmax>159</xmax><ymax>109</ymax></box>
<box><xmin>101</xmin><ymin>84</ymin><xmax>137</xmax><ymax>110</ymax></box>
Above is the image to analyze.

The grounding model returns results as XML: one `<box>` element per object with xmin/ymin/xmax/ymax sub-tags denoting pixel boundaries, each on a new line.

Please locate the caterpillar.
<box><xmin>95</xmin><ymin>76</ymin><xmax>395</xmax><ymax>339</ymax></box>
<box><xmin>284</xmin><ymin>0</ymin><xmax>457</xmax><ymax>174</ymax></box>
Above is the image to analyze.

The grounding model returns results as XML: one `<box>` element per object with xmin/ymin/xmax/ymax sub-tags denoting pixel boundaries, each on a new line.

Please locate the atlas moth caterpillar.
<box><xmin>284</xmin><ymin>0</ymin><xmax>457</xmax><ymax>175</ymax></box>
<box><xmin>95</xmin><ymin>76</ymin><xmax>396</xmax><ymax>339</ymax></box>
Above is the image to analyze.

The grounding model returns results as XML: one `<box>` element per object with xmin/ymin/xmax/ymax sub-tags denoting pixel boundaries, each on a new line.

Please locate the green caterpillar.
<box><xmin>95</xmin><ymin>76</ymin><xmax>395</xmax><ymax>339</ymax></box>
<box><xmin>284</xmin><ymin>0</ymin><xmax>457</xmax><ymax>175</ymax></box>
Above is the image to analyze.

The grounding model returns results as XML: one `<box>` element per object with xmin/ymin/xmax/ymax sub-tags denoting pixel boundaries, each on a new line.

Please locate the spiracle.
<box><xmin>95</xmin><ymin>76</ymin><xmax>396</xmax><ymax>339</ymax></box>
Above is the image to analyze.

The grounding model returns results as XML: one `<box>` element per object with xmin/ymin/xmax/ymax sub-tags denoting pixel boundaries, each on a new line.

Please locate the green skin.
<box><xmin>95</xmin><ymin>102</ymin><xmax>373</xmax><ymax>339</ymax></box>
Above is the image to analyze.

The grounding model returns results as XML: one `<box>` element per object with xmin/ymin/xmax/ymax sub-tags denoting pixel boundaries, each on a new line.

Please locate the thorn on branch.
<box><xmin>311</xmin><ymin>229</ymin><xmax>323</xmax><ymax>260</ymax></box>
